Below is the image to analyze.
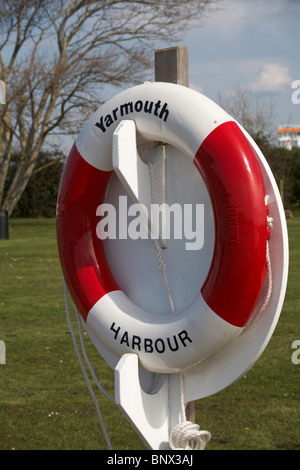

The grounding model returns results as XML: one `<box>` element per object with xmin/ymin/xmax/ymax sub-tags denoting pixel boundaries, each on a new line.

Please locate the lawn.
<box><xmin>0</xmin><ymin>215</ymin><xmax>299</xmax><ymax>450</ymax></box>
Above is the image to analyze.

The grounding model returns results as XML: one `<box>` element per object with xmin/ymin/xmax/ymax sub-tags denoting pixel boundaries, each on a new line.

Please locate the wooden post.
<box><xmin>155</xmin><ymin>47</ymin><xmax>189</xmax><ymax>87</ymax></box>
<box><xmin>280</xmin><ymin>179</ymin><xmax>284</xmax><ymax>204</ymax></box>
<box><xmin>154</xmin><ymin>46</ymin><xmax>195</xmax><ymax>424</ymax></box>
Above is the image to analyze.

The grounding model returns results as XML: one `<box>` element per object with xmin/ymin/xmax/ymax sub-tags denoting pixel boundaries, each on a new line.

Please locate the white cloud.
<box><xmin>189</xmin><ymin>82</ymin><xmax>204</xmax><ymax>94</ymax></box>
<box><xmin>247</xmin><ymin>63</ymin><xmax>292</xmax><ymax>93</ymax></box>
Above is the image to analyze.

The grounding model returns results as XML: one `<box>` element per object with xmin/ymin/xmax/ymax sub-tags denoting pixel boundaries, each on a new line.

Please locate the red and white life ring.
<box><xmin>57</xmin><ymin>82</ymin><xmax>269</xmax><ymax>374</ymax></box>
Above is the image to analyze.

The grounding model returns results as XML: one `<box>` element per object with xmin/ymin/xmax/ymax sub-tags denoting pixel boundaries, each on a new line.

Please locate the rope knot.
<box><xmin>169</xmin><ymin>421</ymin><xmax>211</xmax><ymax>450</ymax></box>
<box><xmin>265</xmin><ymin>194</ymin><xmax>273</xmax><ymax>236</ymax></box>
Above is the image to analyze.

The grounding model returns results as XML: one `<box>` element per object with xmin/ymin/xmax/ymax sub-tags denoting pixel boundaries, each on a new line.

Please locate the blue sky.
<box><xmin>176</xmin><ymin>0</ymin><xmax>300</xmax><ymax>134</ymax></box>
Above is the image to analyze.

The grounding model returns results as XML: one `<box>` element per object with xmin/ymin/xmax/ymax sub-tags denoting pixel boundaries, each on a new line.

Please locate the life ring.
<box><xmin>57</xmin><ymin>82</ymin><xmax>269</xmax><ymax>374</ymax></box>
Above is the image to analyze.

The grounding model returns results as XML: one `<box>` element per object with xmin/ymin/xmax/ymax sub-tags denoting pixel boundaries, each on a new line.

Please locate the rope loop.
<box><xmin>169</xmin><ymin>421</ymin><xmax>211</xmax><ymax>450</ymax></box>
<box><xmin>63</xmin><ymin>275</ymin><xmax>113</xmax><ymax>450</ymax></box>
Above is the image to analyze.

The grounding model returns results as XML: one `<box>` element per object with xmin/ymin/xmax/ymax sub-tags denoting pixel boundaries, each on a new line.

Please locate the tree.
<box><xmin>7</xmin><ymin>151</ymin><xmax>64</xmax><ymax>217</ymax></box>
<box><xmin>217</xmin><ymin>85</ymin><xmax>276</xmax><ymax>144</ymax></box>
<box><xmin>217</xmin><ymin>85</ymin><xmax>300</xmax><ymax>208</ymax></box>
<box><xmin>0</xmin><ymin>0</ymin><xmax>219</xmax><ymax>216</ymax></box>
<box><xmin>263</xmin><ymin>146</ymin><xmax>300</xmax><ymax>209</ymax></box>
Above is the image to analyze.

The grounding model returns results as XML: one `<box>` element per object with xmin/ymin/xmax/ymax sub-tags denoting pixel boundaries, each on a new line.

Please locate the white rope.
<box><xmin>260</xmin><ymin>240</ymin><xmax>272</xmax><ymax>313</ymax></box>
<box><xmin>169</xmin><ymin>421</ymin><xmax>212</xmax><ymax>450</ymax></box>
<box><xmin>148</xmin><ymin>155</ymin><xmax>211</xmax><ymax>450</ymax></box>
<box><xmin>260</xmin><ymin>195</ymin><xmax>273</xmax><ymax>313</ymax></box>
<box><xmin>62</xmin><ymin>276</ymin><xmax>113</xmax><ymax>450</ymax></box>
<box><xmin>169</xmin><ymin>373</ymin><xmax>211</xmax><ymax>450</ymax></box>
<box><xmin>152</xmin><ymin>237</ymin><xmax>175</xmax><ymax>314</ymax></box>
<box><xmin>73</xmin><ymin>305</ymin><xmax>114</xmax><ymax>401</ymax></box>
<box><xmin>148</xmin><ymin>159</ymin><xmax>175</xmax><ymax>314</ymax></box>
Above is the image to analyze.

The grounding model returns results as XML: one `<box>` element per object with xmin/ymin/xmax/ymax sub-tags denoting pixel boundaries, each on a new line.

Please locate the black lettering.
<box><xmin>159</xmin><ymin>102</ymin><xmax>169</xmax><ymax>122</ymax></box>
<box><xmin>120</xmin><ymin>331</ymin><xmax>129</xmax><ymax>347</ymax></box>
<box><xmin>154</xmin><ymin>100</ymin><xmax>161</xmax><ymax>116</ymax></box>
<box><xmin>112</xmin><ymin>107</ymin><xmax>118</xmax><ymax>121</ymax></box>
<box><xmin>95</xmin><ymin>115</ymin><xmax>106</xmax><ymax>132</ymax></box>
<box><xmin>144</xmin><ymin>338</ymin><xmax>153</xmax><ymax>353</ymax></box>
<box><xmin>110</xmin><ymin>322</ymin><xmax>120</xmax><ymax>340</ymax></box>
<box><xmin>167</xmin><ymin>335</ymin><xmax>179</xmax><ymax>352</ymax></box>
<box><xmin>109</xmin><ymin>324</ymin><xmax>190</xmax><ymax>354</ymax></box>
<box><xmin>95</xmin><ymin>99</ymin><xmax>170</xmax><ymax>132</ymax></box>
<box><xmin>144</xmin><ymin>100</ymin><xmax>153</xmax><ymax>114</ymax></box>
<box><xmin>120</xmin><ymin>101</ymin><xmax>133</xmax><ymax>116</ymax></box>
<box><xmin>134</xmin><ymin>100</ymin><xmax>143</xmax><ymax>112</ymax></box>
<box><xmin>178</xmin><ymin>330</ymin><xmax>192</xmax><ymax>347</ymax></box>
<box><xmin>132</xmin><ymin>335</ymin><xmax>141</xmax><ymax>351</ymax></box>
<box><xmin>227</xmin><ymin>203</ymin><xmax>240</xmax><ymax>244</ymax></box>
<box><xmin>155</xmin><ymin>338</ymin><xmax>165</xmax><ymax>353</ymax></box>
<box><xmin>104</xmin><ymin>114</ymin><xmax>114</xmax><ymax>127</ymax></box>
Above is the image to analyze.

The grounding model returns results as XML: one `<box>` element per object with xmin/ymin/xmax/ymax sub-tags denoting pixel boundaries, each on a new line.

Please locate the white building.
<box><xmin>277</xmin><ymin>125</ymin><xmax>300</xmax><ymax>150</ymax></box>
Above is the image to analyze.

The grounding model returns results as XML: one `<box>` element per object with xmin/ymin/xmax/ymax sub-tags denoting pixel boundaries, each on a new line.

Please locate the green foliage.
<box><xmin>6</xmin><ymin>140</ymin><xmax>300</xmax><ymax>218</ymax></box>
<box><xmin>255</xmin><ymin>138</ymin><xmax>300</xmax><ymax>209</ymax></box>
<box><xmin>293</xmin><ymin>163</ymin><xmax>300</xmax><ymax>202</ymax></box>
<box><xmin>10</xmin><ymin>153</ymin><xmax>65</xmax><ymax>218</ymax></box>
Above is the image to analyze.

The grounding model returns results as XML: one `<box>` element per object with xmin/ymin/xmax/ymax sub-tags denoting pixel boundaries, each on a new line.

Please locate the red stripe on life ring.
<box><xmin>195</xmin><ymin>121</ymin><xmax>267</xmax><ymax>327</ymax></box>
<box><xmin>56</xmin><ymin>144</ymin><xmax>119</xmax><ymax>321</ymax></box>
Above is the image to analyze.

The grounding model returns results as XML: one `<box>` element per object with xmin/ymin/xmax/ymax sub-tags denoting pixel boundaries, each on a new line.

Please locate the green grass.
<box><xmin>0</xmin><ymin>216</ymin><xmax>299</xmax><ymax>450</ymax></box>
